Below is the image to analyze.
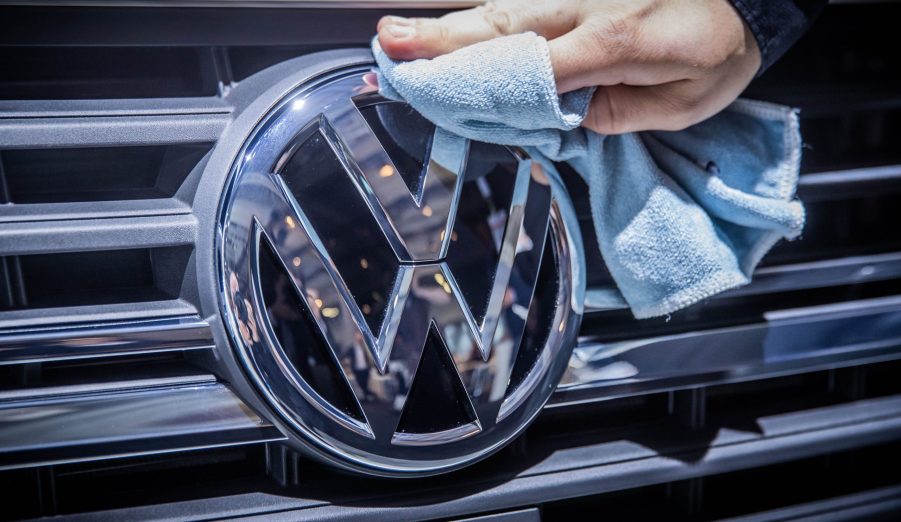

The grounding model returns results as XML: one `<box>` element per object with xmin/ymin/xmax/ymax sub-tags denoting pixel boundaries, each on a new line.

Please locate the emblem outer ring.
<box><xmin>214</xmin><ymin>63</ymin><xmax>585</xmax><ymax>477</ymax></box>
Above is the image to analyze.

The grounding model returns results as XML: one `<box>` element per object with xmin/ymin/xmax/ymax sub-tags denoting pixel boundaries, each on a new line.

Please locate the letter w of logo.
<box><xmin>248</xmin><ymin>95</ymin><xmax>551</xmax><ymax>444</ymax></box>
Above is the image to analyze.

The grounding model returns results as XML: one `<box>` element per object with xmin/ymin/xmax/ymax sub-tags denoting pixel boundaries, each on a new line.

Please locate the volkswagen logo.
<box><xmin>218</xmin><ymin>66</ymin><xmax>582</xmax><ymax>476</ymax></box>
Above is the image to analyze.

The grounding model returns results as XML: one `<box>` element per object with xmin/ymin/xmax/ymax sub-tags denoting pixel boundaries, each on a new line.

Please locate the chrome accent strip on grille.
<box><xmin>0</xmin><ymin>315</ymin><xmax>215</xmax><ymax>365</ymax></box>
<box><xmin>554</xmin><ymin>294</ymin><xmax>901</xmax><ymax>407</ymax></box>
<box><xmin>0</xmin><ymin>383</ymin><xmax>284</xmax><ymax>470</ymax></box>
<box><xmin>584</xmin><ymin>252</ymin><xmax>901</xmax><ymax>313</ymax></box>
<box><xmin>0</xmin><ymin>300</ymin><xmax>199</xmax><ymax>330</ymax></box>
<box><xmin>0</xmin><ymin>373</ymin><xmax>216</xmax><ymax>401</ymax></box>
<box><xmin>798</xmin><ymin>164</ymin><xmax>901</xmax><ymax>202</ymax></box>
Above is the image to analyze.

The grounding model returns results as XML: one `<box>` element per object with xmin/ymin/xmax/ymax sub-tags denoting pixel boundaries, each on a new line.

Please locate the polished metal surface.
<box><xmin>0</xmin><ymin>383</ymin><xmax>284</xmax><ymax>470</ymax></box>
<box><xmin>585</xmin><ymin>251</ymin><xmax>901</xmax><ymax>312</ymax></box>
<box><xmin>555</xmin><ymin>294</ymin><xmax>901</xmax><ymax>406</ymax></box>
<box><xmin>0</xmin><ymin>315</ymin><xmax>214</xmax><ymax>365</ymax></box>
<box><xmin>218</xmin><ymin>67</ymin><xmax>581</xmax><ymax>476</ymax></box>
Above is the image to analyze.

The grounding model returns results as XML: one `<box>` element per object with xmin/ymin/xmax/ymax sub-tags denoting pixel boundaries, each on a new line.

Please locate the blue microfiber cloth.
<box><xmin>373</xmin><ymin>32</ymin><xmax>805</xmax><ymax>319</ymax></box>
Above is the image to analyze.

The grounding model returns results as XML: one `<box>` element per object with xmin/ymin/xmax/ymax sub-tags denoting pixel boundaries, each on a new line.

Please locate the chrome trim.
<box><xmin>498</xmin><ymin>200</ymin><xmax>570</xmax><ymax>422</ymax></box>
<box><xmin>0</xmin><ymin>384</ymin><xmax>283</xmax><ymax>470</ymax></box>
<box><xmin>553</xmin><ymin>294</ymin><xmax>901</xmax><ymax>407</ymax></box>
<box><xmin>391</xmin><ymin>420</ymin><xmax>481</xmax><ymax>447</ymax></box>
<box><xmin>0</xmin><ymin>373</ymin><xmax>216</xmax><ymax>402</ymax></box>
<box><xmin>322</xmin><ymin>98</ymin><xmax>469</xmax><ymax>263</ymax></box>
<box><xmin>584</xmin><ymin>251</ymin><xmax>901</xmax><ymax>313</ymax></box>
<box><xmin>0</xmin><ymin>315</ymin><xmax>215</xmax><ymax>365</ymax></box>
<box><xmin>798</xmin><ymin>163</ymin><xmax>901</xmax><ymax>202</ymax></box>
<box><xmin>217</xmin><ymin>67</ymin><xmax>582</xmax><ymax>476</ymax></box>
<box><xmin>0</xmin><ymin>299</ymin><xmax>198</xmax><ymax>330</ymax></box>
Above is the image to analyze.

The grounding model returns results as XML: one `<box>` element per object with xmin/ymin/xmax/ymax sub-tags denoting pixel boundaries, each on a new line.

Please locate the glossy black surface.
<box><xmin>356</xmin><ymin>100</ymin><xmax>434</xmax><ymax>199</ymax></box>
<box><xmin>279</xmin><ymin>130</ymin><xmax>398</xmax><ymax>336</ymax></box>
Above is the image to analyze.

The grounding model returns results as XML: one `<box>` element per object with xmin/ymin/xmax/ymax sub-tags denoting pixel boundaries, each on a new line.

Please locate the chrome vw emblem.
<box><xmin>218</xmin><ymin>67</ymin><xmax>581</xmax><ymax>476</ymax></box>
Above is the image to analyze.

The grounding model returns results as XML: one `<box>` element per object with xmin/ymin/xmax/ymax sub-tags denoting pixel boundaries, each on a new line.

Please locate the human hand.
<box><xmin>377</xmin><ymin>0</ymin><xmax>760</xmax><ymax>134</ymax></box>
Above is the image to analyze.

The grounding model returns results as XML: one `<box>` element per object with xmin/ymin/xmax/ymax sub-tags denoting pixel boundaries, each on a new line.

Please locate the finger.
<box><xmin>377</xmin><ymin>1</ymin><xmax>578</xmax><ymax>61</ymax></box>
<box><xmin>584</xmin><ymin>82</ymin><xmax>712</xmax><ymax>135</ymax></box>
<box><xmin>548</xmin><ymin>21</ymin><xmax>700</xmax><ymax>94</ymax></box>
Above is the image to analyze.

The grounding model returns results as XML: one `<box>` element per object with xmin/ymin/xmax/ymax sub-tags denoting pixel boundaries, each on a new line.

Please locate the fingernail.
<box><xmin>383</xmin><ymin>15</ymin><xmax>412</xmax><ymax>26</ymax></box>
<box><xmin>386</xmin><ymin>24</ymin><xmax>416</xmax><ymax>39</ymax></box>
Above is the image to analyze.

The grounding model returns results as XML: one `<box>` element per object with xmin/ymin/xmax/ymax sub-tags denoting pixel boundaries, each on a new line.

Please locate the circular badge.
<box><xmin>218</xmin><ymin>67</ymin><xmax>581</xmax><ymax>476</ymax></box>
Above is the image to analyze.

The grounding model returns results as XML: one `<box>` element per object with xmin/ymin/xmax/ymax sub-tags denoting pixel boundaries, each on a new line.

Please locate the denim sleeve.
<box><xmin>729</xmin><ymin>0</ymin><xmax>827</xmax><ymax>73</ymax></box>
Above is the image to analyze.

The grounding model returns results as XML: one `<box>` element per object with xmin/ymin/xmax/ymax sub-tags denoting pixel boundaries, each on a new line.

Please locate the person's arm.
<box><xmin>730</xmin><ymin>0</ymin><xmax>827</xmax><ymax>73</ymax></box>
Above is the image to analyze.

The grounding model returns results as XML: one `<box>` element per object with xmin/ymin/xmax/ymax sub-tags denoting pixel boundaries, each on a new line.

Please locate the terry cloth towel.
<box><xmin>372</xmin><ymin>32</ymin><xmax>805</xmax><ymax>319</ymax></box>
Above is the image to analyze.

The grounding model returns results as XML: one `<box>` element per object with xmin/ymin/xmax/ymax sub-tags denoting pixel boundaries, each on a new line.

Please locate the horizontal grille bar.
<box><xmin>798</xmin><ymin>164</ymin><xmax>901</xmax><ymax>202</ymax></box>
<box><xmin>0</xmin><ymin>214</ymin><xmax>197</xmax><ymax>255</ymax></box>
<box><xmin>0</xmin><ymin>383</ymin><xmax>284</xmax><ymax>470</ymax></box>
<box><xmin>0</xmin><ymin>299</ymin><xmax>198</xmax><ymax>330</ymax></box>
<box><xmin>716</xmin><ymin>484</ymin><xmax>901</xmax><ymax>522</ymax></box>
<box><xmin>585</xmin><ymin>251</ymin><xmax>901</xmax><ymax>312</ymax></box>
<box><xmin>72</xmin><ymin>393</ymin><xmax>901</xmax><ymax>520</ymax></box>
<box><xmin>0</xmin><ymin>96</ymin><xmax>232</xmax><ymax>118</ymax></box>
<box><xmin>0</xmin><ymin>315</ymin><xmax>213</xmax><ymax>365</ymax></box>
<box><xmin>0</xmin><ymin>114</ymin><xmax>229</xmax><ymax>149</ymax></box>
<box><xmin>0</xmin><ymin>370</ymin><xmax>215</xmax><ymax>402</ymax></box>
<box><xmin>558</xmin><ymin>294</ymin><xmax>901</xmax><ymax>405</ymax></box>
<box><xmin>0</xmin><ymin>199</ymin><xmax>191</xmax><ymax>224</ymax></box>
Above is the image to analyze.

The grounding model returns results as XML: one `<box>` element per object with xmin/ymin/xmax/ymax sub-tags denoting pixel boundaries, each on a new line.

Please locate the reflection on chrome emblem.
<box><xmin>218</xmin><ymin>67</ymin><xmax>581</xmax><ymax>476</ymax></box>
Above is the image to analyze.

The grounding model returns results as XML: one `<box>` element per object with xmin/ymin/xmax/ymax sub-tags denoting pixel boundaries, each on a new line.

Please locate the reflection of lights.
<box><xmin>314</xmin><ymin>298</ymin><xmax>323</xmax><ymax>308</ymax></box>
<box><xmin>285</xmin><ymin>216</ymin><xmax>296</xmax><ymax>228</ymax></box>
<box><xmin>292</xmin><ymin>99</ymin><xmax>306</xmax><ymax>110</ymax></box>
<box><xmin>360</xmin><ymin>258</ymin><xmax>369</xmax><ymax>269</ymax></box>
<box><xmin>422</xmin><ymin>205</ymin><xmax>433</xmax><ymax>217</ymax></box>
<box><xmin>439</xmin><ymin>229</ymin><xmax>445</xmax><ymax>241</ymax></box>
<box><xmin>559</xmin><ymin>319</ymin><xmax>566</xmax><ymax>332</ymax></box>
<box><xmin>433</xmin><ymin>272</ymin><xmax>452</xmax><ymax>294</ymax></box>
<box><xmin>362</xmin><ymin>303</ymin><xmax>372</xmax><ymax>314</ymax></box>
<box><xmin>322</xmin><ymin>307</ymin><xmax>340</xmax><ymax>318</ymax></box>
<box><xmin>292</xmin><ymin>257</ymin><xmax>301</xmax><ymax>267</ymax></box>
<box><xmin>379</xmin><ymin>164</ymin><xmax>394</xmax><ymax>177</ymax></box>
<box><xmin>451</xmin><ymin>231</ymin><xmax>458</xmax><ymax>242</ymax></box>
<box><xmin>512</xmin><ymin>303</ymin><xmax>528</xmax><ymax>320</ymax></box>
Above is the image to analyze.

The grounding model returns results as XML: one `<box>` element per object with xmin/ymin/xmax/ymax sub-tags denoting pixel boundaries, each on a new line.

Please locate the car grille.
<box><xmin>1</xmin><ymin>2</ymin><xmax>900</xmax><ymax>520</ymax></box>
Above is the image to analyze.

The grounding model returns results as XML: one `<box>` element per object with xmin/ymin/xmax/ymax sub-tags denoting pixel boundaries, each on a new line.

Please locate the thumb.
<box><xmin>377</xmin><ymin>3</ymin><xmax>577</xmax><ymax>61</ymax></box>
